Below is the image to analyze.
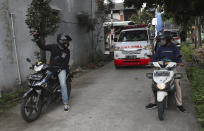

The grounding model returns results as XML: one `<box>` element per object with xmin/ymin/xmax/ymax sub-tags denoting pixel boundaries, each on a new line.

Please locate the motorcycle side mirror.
<box><xmin>153</xmin><ymin>62</ymin><xmax>161</xmax><ymax>68</ymax></box>
<box><xmin>113</xmin><ymin>38</ymin><xmax>118</xmax><ymax>42</ymax></box>
<box><xmin>146</xmin><ymin>73</ymin><xmax>153</xmax><ymax>79</ymax></box>
<box><xmin>26</xmin><ymin>58</ymin><xmax>31</xmax><ymax>63</ymax></box>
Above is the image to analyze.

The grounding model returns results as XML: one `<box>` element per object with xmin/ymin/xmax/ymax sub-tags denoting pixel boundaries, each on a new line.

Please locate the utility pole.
<box><xmin>110</xmin><ymin>0</ymin><xmax>114</xmax><ymax>48</ymax></box>
<box><xmin>91</xmin><ymin>0</ymin><xmax>94</xmax><ymax>61</ymax></box>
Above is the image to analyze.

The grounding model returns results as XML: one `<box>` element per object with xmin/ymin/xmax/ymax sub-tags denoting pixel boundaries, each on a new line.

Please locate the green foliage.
<box><xmin>97</xmin><ymin>0</ymin><xmax>112</xmax><ymax>15</ymax></box>
<box><xmin>182</xmin><ymin>43</ymin><xmax>204</xmax><ymax>128</ymax></box>
<box><xmin>25</xmin><ymin>0</ymin><xmax>60</xmax><ymax>39</ymax></box>
<box><xmin>34</xmin><ymin>51</ymin><xmax>41</xmax><ymax>61</ymax></box>
<box><xmin>186</xmin><ymin>66</ymin><xmax>204</xmax><ymax>127</ymax></box>
<box><xmin>124</xmin><ymin>0</ymin><xmax>204</xmax><ymax>30</ymax></box>
<box><xmin>0</xmin><ymin>88</ymin><xmax>27</xmax><ymax>113</ymax></box>
<box><xmin>181</xmin><ymin>43</ymin><xmax>193</xmax><ymax>61</ymax></box>
<box><xmin>129</xmin><ymin>10</ymin><xmax>153</xmax><ymax>24</ymax></box>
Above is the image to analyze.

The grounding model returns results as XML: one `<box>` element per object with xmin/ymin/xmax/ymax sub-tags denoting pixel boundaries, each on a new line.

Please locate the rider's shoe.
<box><xmin>177</xmin><ymin>105</ymin><xmax>186</xmax><ymax>112</ymax></box>
<box><xmin>64</xmin><ymin>104</ymin><xmax>71</xmax><ymax>112</ymax></box>
<box><xmin>145</xmin><ymin>103</ymin><xmax>157</xmax><ymax>109</ymax></box>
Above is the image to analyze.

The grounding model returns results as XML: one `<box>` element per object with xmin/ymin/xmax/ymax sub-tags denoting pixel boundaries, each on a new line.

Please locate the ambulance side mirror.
<box><xmin>113</xmin><ymin>38</ymin><xmax>118</xmax><ymax>42</ymax></box>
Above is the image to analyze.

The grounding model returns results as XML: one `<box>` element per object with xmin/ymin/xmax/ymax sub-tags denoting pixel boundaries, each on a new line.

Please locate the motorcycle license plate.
<box><xmin>154</xmin><ymin>71</ymin><xmax>170</xmax><ymax>77</ymax></box>
<box><xmin>126</xmin><ymin>55</ymin><xmax>137</xmax><ymax>59</ymax></box>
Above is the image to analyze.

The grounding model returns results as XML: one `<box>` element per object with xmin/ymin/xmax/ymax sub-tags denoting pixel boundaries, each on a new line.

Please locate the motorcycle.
<box><xmin>146</xmin><ymin>57</ymin><xmax>182</xmax><ymax>120</ymax></box>
<box><xmin>21</xmin><ymin>58</ymin><xmax>72</xmax><ymax>122</ymax></box>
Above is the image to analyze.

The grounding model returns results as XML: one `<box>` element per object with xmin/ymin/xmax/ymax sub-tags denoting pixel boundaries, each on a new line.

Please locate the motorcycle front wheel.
<box><xmin>21</xmin><ymin>91</ymin><xmax>43</xmax><ymax>122</ymax></box>
<box><xmin>157</xmin><ymin>98</ymin><xmax>166</xmax><ymax>121</ymax></box>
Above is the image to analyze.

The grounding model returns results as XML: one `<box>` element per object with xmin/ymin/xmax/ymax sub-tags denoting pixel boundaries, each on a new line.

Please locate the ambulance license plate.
<box><xmin>126</xmin><ymin>55</ymin><xmax>137</xmax><ymax>59</ymax></box>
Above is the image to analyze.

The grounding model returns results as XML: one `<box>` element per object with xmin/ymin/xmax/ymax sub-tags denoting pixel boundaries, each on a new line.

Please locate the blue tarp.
<box><xmin>156</xmin><ymin>12</ymin><xmax>163</xmax><ymax>35</ymax></box>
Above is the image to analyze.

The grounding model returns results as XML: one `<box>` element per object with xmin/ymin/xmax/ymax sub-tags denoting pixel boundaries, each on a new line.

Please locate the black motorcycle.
<box><xmin>21</xmin><ymin>58</ymin><xmax>72</xmax><ymax>122</ymax></box>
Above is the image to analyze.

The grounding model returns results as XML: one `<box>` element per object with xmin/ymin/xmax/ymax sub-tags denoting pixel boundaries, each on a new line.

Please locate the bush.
<box><xmin>186</xmin><ymin>66</ymin><xmax>204</xmax><ymax>127</ymax></box>
<box><xmin>181</xmin><ymin>42</ymin><xmax>193</xmax><ymax>61</ymax></box>
<box><xmin>182</xmin><ymin>43</ymin><xmax>204</xmax><ymax>128</ymax></box>
<box><xmin>0</xmin><ymin>88</ymin><xmax>27</xmax><ymax>113</ymax></box>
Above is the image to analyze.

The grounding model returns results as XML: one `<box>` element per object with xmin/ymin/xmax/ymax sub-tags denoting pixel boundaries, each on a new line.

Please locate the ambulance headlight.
<box><xmin>114</xmin><ymin>47</ymin><xmax>123</xmax><ymax>51</ymax></box>
<box><xmin>114</xmin><ymin>47</ymin><xmax>120</xmax><ymax>51</ymax></box>
<box><xmin>157</xmin><ymin>83</ymin><xmax>166</xmax><ymax>90</ymax></box>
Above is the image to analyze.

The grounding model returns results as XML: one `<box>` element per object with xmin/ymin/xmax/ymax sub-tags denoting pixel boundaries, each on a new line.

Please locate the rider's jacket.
<box><xmin>152</xmin><ymin>43</ymin><xmax>182</xmax><ymax>63</ymax></box>
<box><xmin>36</xmin><ymin>42</ymin><xmax>70</xmax><ymax>70</ymax></box>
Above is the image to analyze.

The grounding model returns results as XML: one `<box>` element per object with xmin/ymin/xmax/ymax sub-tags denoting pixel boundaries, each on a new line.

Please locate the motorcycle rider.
<box><xmin>146</xmin><ymin>35</ymin><xmax>186</xmax><ymax>112</ymax></box>
<box><xmin>33</xmin><ymin>31</ymin><xmax>72</xmax><ymax>112</ymax></box>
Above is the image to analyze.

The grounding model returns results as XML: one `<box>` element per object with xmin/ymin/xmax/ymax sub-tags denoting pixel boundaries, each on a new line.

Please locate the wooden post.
<box><xmin>195</xmin><ymin>17</ymin><xmax>198</xmax><ymax>48</ymax></box>
<box><xmin>197</xmin><ymin>16</ymin><xmax>202</xmax><ymax>47</ymax></box>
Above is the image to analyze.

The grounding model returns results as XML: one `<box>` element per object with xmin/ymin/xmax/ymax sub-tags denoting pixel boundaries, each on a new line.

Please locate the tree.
<box><xmin>129</xmin><ymin>9</ymin><xmax>153</xmax><ymax>24</ymax></box>
<box><xmin>124</xmin><ymin>0</ymin><xmax>204</xmax><ymax>27</ymax></box>
<box><xmin>25</xmin><ymin>0</ymin><xmax>60</xmax><ymax>61</ymax></box>
<box><xmin>124</xmin><ymin>0</ymin><xmax>204</xmax><ymax>47</ymax></box>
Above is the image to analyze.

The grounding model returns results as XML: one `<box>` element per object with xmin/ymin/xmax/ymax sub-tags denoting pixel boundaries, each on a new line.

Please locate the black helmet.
<box><xmin>163</xmin><ymin>35</ymin><xmax>172</xmax><ymax>43</ymax></box>
<box><xmin>159</xmin><ymin>33</ymin><xmax>172</xmax><ymax>46</ymax></box>
<box><xmin>57</xmin><ymin>33</ymin><xmax>72</xmax><ymax>47</ymax></box>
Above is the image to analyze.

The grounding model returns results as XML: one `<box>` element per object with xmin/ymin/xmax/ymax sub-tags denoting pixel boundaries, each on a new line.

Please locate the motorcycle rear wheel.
<box><xmin>21</xmin><ymin>92</ymin><xmax>43</xmax><ymax>122</ymax></box>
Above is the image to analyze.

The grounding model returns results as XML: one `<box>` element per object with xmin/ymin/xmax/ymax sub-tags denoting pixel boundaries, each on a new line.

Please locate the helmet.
<box><xmin>159</xmin><ymin>33</ymin><xmax>172</xmax><ymax>46</ymax></box>
<box><xmin>57</xmin><ymin>33</ymin><xmax>72</xmax><ymax>48</ymax></box>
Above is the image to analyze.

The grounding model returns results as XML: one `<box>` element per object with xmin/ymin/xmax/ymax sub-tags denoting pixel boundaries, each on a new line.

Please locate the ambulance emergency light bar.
<box><xmin>123</xmin><ymin>24</ymin><xmax>148</xmax><ymax>29</ymax></box>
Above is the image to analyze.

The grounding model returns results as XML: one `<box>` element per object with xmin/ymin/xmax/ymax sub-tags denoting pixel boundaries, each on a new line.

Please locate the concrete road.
<box><xmin>0</xmin><ymin>62</ymin><xmax>200</xmax><ymax>131</ymax></box>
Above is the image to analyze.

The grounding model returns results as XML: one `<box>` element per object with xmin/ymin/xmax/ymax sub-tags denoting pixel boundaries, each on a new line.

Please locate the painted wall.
<box><xmin>0</xmin><ymin>0</ymin><xmax>19</xmax><ymax>91</ymax></box>
<box><xmin>0</xmin><ymin>0</ymin><xmax>104</xmax><ymax>92</ymax></box>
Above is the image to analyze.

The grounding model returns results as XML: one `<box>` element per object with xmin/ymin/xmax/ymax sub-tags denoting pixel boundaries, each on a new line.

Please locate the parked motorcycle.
<box><xmin>146</xmin><ymin>57</ymin><xmax>182</xmax><ymax>120</ymax></box>
<box><xmin>21</xmin><ymin>58</ymin><xmax>72</xmax><ymax>122</ymax></box>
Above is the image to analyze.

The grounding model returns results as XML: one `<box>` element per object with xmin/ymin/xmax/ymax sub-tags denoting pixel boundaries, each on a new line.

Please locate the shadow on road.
<box><xmin>115</xmin><ymin>65</ymin><xmax>153</xmax><ymax>70</ymax></box>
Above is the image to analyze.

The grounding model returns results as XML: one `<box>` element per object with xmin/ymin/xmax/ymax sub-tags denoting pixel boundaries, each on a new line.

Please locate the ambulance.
<box><xmin>113</xmin><ymin>25</ymin><xmax>153</xmax><ymax>68</ymax></box>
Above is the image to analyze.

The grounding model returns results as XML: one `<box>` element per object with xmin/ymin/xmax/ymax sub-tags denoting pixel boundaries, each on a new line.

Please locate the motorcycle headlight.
<box><xmin>34</xmin><ymin>64</ymin><xmax>44</xmax><ymax>72</ymax></box>
<box><xmin>157</xmin><ymin>83</ymin><xmax>166</xmax><ymax>90</ymax></box>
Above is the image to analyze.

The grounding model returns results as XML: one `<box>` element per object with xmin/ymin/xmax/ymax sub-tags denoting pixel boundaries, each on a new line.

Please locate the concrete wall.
<box><xmin>0</xmin><ymin>0</ymin><xmax>104</xmax><ymax>91</ymax></box>
<box><xmin>48</xmin><ymin>0</ymin><xmax>97</xmax><ymax>67</ymax></box>
<box><xmin>0</xmin><ymin>0</ymin><xmax>18</xmax><ymax>91</ymax></box>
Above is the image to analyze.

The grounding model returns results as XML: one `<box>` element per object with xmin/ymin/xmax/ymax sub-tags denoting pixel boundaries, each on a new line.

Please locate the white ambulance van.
<box><xmin>113</xmin><ymin>25</ymin><xmax>153</xmax><ymax>68</ymax></box>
